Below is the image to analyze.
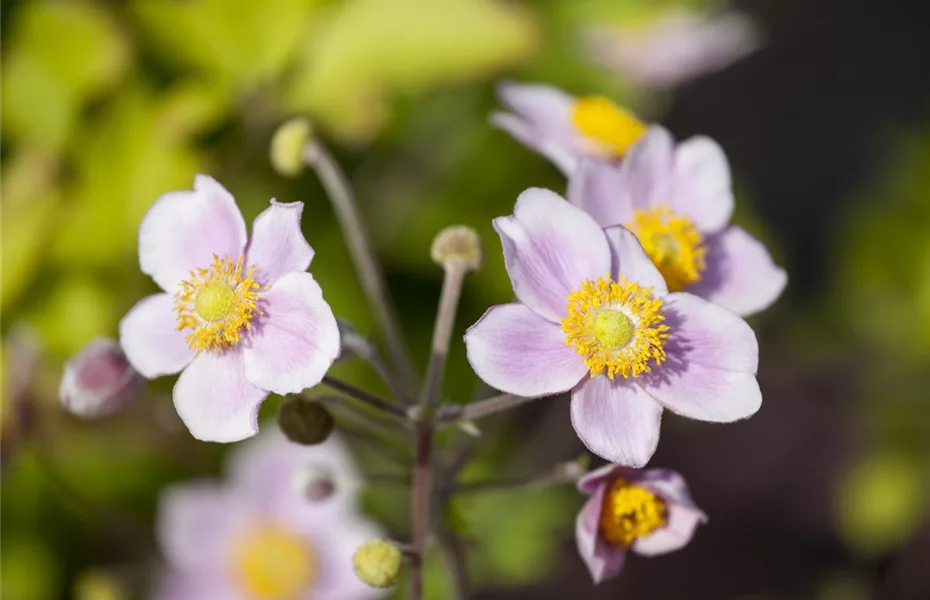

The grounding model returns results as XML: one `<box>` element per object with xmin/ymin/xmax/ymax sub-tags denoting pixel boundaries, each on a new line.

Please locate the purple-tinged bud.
<box><xmin>59</xmin><ymin>338</ymin><xmax>143</xmax><ymax>419</ymax></box>
<box><xmin>292</xmin><ymin>463</ymin><xmax>337</xmax><ymax>502</ymax></box>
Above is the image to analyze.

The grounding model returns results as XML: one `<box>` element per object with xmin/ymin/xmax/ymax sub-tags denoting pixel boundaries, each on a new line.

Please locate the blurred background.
<box><xmin>2</xmin><ymin>0</ymin><xmax>930</xmax><ymax>598</ymax></box>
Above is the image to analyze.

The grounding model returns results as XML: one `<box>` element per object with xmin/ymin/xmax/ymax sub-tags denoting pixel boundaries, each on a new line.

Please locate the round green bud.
<box><xmin>352</xmin><ymin>539</ymin><xmax>402</xmax><ymax>589</ymax></box>
<box><xmin>278</xmin><ymin>399</ymin><xmax>334</xmax><ymax>445</ymax></box>
<box><xmin>270</xmin><ymin>117</ymin><xmax>313</xmax><ymax>177</ymax></box>
<box><xmin>430</xmin><ymin>225</ymin><xmax>482</xmax><ymax>271</ymax></box>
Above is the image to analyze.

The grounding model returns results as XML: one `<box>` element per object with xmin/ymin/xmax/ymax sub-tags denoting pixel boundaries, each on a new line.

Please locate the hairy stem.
<box><xmin>321</xmin><ymin>376</ymin><xmax>407</xmax><ymax>420</ymax></box>
<box><xmin>305</xmin><ymin>142</ymin><xmax>418</xmax><ymax>392</ymax></box>
<box><xmin>420</xmin><ymin>264</ymin><xmax>467</xmax><ymax>409</ymax></box>
<box><xmin>437</xmin><ymin>393</ymin><xmax>536</xmax><ymax>424</ymax></box>
<box><xmin>410</xmin><ymin>424</ymin><xmax>433</xmax><ymax>600</ymax></box>
<box><xmin>451</xmin><ymin>462</ymin><xmax>584</xmax><ymax>495</ymax></box>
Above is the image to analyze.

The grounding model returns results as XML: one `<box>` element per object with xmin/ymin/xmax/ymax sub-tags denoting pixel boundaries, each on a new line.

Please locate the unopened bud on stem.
<box><xmin>431</xmin><ymin>226</ymin><xmax>482</xmax><ymax>272</ymax></box>
<box><xmin>60</xmin><ymin>338</ymin><xmax>143</xmax><ymax>419</ymax></box>
<box><xmin>270</xmin><ymin>117</ymin><xmax>313</xmax><ymax>177</ymax></box>
<box><xmin>278</xmin><ymin>399</ymin><xmax>334</xmax><ymax>445</ymax></box>
<box><xmin>353</xmin><ymin>539</ymin><xmax>402</xmax><ymax>589</ymax></box>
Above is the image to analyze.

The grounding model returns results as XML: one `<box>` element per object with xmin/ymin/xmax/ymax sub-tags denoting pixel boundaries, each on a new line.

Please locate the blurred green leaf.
<box><xmin>0</xmin><ymin>537</ymin><xmax>60</xmax><ymax>599</ymax></box>
<box><xmin>25</xmin><ymin>276</ymin><xmax>118</xmax><ymax>357</ymax></box>
<box><xmin>1</xmin><ymin>0</ymin><xmax>131</xmax><ymax>150</ymax></box>
<box><xmin>51</xmin><ymin>83</ymin><xmax>210</xmax><ymax>268</ymax></box>
<box><xmin>1</xmin><ymin>149</ymin><xmax>61</xmax><ymax>312</ymax></box>
<box><xmin>133</xmin><ymin>0</ymin><xmax>323</xmax><ymax>92</ymax></box>
<box><xmin>285</xmin><ymin>0</ymin><xmax>538</xmax><ymax>141</ymax></box>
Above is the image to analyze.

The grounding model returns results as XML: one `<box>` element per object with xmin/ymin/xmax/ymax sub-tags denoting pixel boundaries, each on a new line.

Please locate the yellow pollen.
<box><xmin>599</xmin><ymin>478</ymin><xmax>667</xmax><ymax>547</ymax></box>
<box><xmin>570</xmin><ymin>96</ymin><xmax>647</xmax><ymax>157</ymax></box>
<box><xmin>562</xmin><ymin>276</ymin><xmax>669</xmax><ymax>379</ymax></box>
<box><xmin>594</xmin><ymin>309</ymin><xmax>634</xmax><ymax>349</ymax></box>
<box><xmin>628</xmin><ymin>206</ymin><xmax>707</xmax><ymax>292</ymax></box>
<box><xmin>175</xmin><ymin>254</ymin><xmax>262</xmax><ymax>353</ymax></box>
<box><xmin>195</xmin><ymin>281</ymin><xmax>236</xmax><ymax>322</ymax></box>
<box><xmin>234</xmin><ymin>526</ymin><xmax>317</xmax><ymax>600</ymax></box>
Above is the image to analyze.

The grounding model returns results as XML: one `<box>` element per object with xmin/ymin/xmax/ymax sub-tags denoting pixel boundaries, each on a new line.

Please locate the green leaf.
<box><xmin>1</xmin><ymin>0</ymin><xmax>131</xmax><ymax>150</ymax></box>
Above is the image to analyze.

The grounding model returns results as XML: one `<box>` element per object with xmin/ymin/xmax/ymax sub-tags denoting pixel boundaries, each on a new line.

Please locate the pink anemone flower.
<box><xmin>120</xmin><ymin>175</ymin><xmax>340</xmax><ymax>442</ymax></box>
<box><xmin>464</xmin><ymin>189</ymin><xmax>762</xmax><ymax>466</ymax></box>
<box><xmin>155</xmin><ymin>430</ymin><xmax>384</xmax><ymax>599</ymax></box>
<box><xmin>576</xmin><ymin>464</ymin><xmax>706</xmax><ymax>583</ymax></box>
<box><xmin>568</xmin><ymin>127</ymin><xmax>786</xmax><ymax>316</ymax></box>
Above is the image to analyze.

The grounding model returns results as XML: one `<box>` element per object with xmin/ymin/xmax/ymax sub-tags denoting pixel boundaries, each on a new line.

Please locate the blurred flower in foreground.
<box><xmin>60</xmin><ymin>338</ymin><xmax>143</xmax><ymax>419</ymax></box>
<box><xmin>155</xmin><ymin>430</ymin><xmax>382</xmax><ymax>600</ymax></box>
<box><xmin>569</xmin><ymin>128</ymin><xmax>786</xmax><ymax>316</ymax></box>
<box><xmin>491</xmin><ymin>82</ymin><xmax>646</xmax><ymax>174</ymax></box>
<box><xmin>585</xmin><ymin>11</ymin><xmax>761</xmax><ymax>89</ymax></box>
<box><xmin>119</xmin><ymin>175</ymin><xmax>340</xmax><ymax>442</ymax></box>
<box><xmin>465</xmin><ymin>190</ymin><xmax>761</xmax><ymax>466</ymax></box>
<box><xmin>576</xmin><ymin>464</ymin><xmax>706</xmax><ymax>583</ymax></box>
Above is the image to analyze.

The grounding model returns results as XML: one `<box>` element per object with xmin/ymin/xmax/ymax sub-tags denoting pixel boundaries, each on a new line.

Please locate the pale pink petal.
<box><xmin>669</xmin><ymin>136</ymin><xmax>734</xmax><ymax>233</ymax></box>
<box><xmin>578</xmin><ymin>463</ymin><xmax>634</xmax><ymax>495</ymax></box>
<box><xmin>173</xmin><ymin>350</ymin><xmax>266</xmax><ymax>442</ymax></box>
<box><xmin>464</xmin><ymin>303</ymin><xmax>587</xmax><ymax>398</ymax></box>
<box><xmin>245</xmin><ymin>200</ymin><xmax>315</xmax><ymax>286</ymax></box>
<box><xmin>139</xmin><ymin>175</ymin><xmax>248</xmax><ymax>292</ymax></box>
<box><xmin>494</xmin><ymin>82</ymin><xmax>581</xmax><ymax>174</ymax></box>
<box><xmin>153</xmin><ymin>572</ymin><xmax>242</xmax><ymax>600</ymax></box>
<box><xmin>639</xmin><ymin>468</ymin><xmax>702</xmax><ymax>509</ymax></box>
<box><xmin>633</xmin><ymin>470</ymin><xmax>707</xmax><ymax>556</ymax></box>
<box><xmin>576</xmin><ymin>485</ymin><xmax>627</xmax><ymax>583</ymax></box>
<box><xmin>616</xmin><ymin>127</ymin><xmax>675</xmax><ymax>210</ymax></box>
<box><xmin>586</xmin><ymin>12</ymin><xmax>760</xmax><ymax>88</ymax></box>
<box><xmin>567</xmin><ymin>159</ymin><xmax>633</xmax><ymax>227</ymax></box>
<box><xmin>491</xmin><ymin>112</ymin><xmax>578</xmax><ymax>174</ymax></box>
<box><xmin>119</xmin><ymin>294</ymin><xmax>194</xmax><ymax>379</ymax></box>
<box><xmin>604</xmin><ymin>226</ymin><xmax>669</xmax><ymax>296</ymax></box>
<box><xmin>688</xmin><ymin>226</ymin><xmax>787</xmax><ymax>316</ymax></box>
<box><xmin>305</xmin><ymin>511</ymin><xmax>386</xmax><ymax>600</ymax></box>
<box><xmin>228</xmin><ymin>430</ymin><xmax>361</xmax><ymax>516</ymax></box>
<box><xmin>242</xmin><ymin>272</ymin><xmax>339</xmax><ymax>395</ymax></box>
<box><xmin>494</xmin><ymin>188</ymin><xmax>611</xmax><ymax>322</ymax></box>
<box><xmin>156</xmin><ymin>481</ymin><xmax>253</xmax><ymax>572</ymax></box>
<box><xmin>642</xmin><ymin>293</ymin><xmax>761</xmax><ymax>422</ymax></box>
<box><xmin>497</xmin><ymin>81</ymin><xmax>575</xmax><ymax>135</ymax></box>
<box><xmin>570</xmin><ymin>376</ymin><xmax>664</xmax><ymax>467</ymax></box>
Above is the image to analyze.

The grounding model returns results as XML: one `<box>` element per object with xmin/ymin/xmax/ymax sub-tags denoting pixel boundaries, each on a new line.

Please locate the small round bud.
<box><xmin>292</xmin><ymin>463</ymin><xmax>336</xmax><ymax>502</ymax></box>
<box><xmin>270</xmin><ymin>117</ymin><xmax>313</xmax><ymax>177</ymax></box>
<box><xmin>352</xmin><ymin>539</ymin><xmax>402</xmax><ymax>589</ymax></box>
<box><xmin>430</xmin><ymin>225</ymin><xmax>482</xmax><ymax>271</ymax></box>
<box><xmin>278</xmin><ymin>399</ymin><xmax>334</xmax><ymax>445</ymax></box>
<box><xmin>59</xmin><ymin>338</ymin><xmax>143</xmax><ymax>419</ymax></box>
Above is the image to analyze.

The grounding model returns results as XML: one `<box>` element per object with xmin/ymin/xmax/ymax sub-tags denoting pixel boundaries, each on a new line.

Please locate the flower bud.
<box><xmin>430</xmin><ymin>225</ymin><xmax>482</xmax><ymax>271</ymax></box>
<box><xmin>278</xmin><ymin>399</ymin><xmax>334</xmax><ymax>445</ymax></box>
<box><xmin>270</xmin><ymin>117</ymin><xmax>313</xmax><ymax>177</ymax></box>
<box><xmin>59</xmin><ymin>338</ymin><xmax>143</xmax><ymax>419</ymax></box>
<box><xmin>352</xmin><ymin>539</ymin><xmax>402</xmax><ymax>589</ymax></box>
<box><xmin>292</xmin><ymin>463</ymin><xmax>336</xmax><ymax>502</ymax></box>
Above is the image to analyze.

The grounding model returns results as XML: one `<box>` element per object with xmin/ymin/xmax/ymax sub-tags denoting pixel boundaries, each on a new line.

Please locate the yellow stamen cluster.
<box><xmin>175</xmin><ymin>254</ymin><xmax>261</xmax><ymax>353</ymax></box>
<box><xmin>561</xmin><ymin>276</ymin><xmax>669</xmax><ymax>379</ymax></box>
<box><xmin>628</xmin><ymin>206</ymin><xmax>707</xmax><ymax>291</ymax></box>
<box><xmin>570</xmin><ymin>96</ymin><xmax>647</xmax><ymax>157</ymax></box>
<box><xmin>234</xmin><ymin>526</ymin><xmax>317</xmax><ymax>599</ymax></box>
<box><xmin>599</xmin><ymin>478</ymin><xmax>667</xmax><ymax>547</ymax></box>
